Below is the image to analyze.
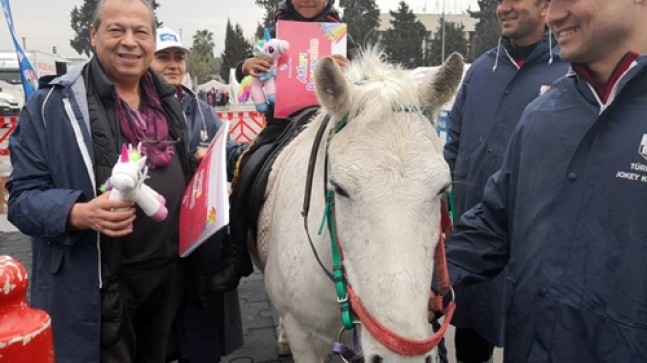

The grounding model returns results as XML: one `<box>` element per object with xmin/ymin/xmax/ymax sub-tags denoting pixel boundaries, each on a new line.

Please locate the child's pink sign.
<box><xmin>275</xmin><ymin>20</ymin><xmax>347</xmax><ymax>118</ymax></box>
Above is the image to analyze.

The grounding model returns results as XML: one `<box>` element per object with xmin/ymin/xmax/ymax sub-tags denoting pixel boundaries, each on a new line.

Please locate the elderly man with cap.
<box><xmin>152</xmin><ymin>26</ymin><xmax>245</xmax><ymax>363</ymax></box>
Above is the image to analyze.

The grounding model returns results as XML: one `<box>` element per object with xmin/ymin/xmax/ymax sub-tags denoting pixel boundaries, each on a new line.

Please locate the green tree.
<box><xmin>254</xmin><ymin>0</ymin><xmax>282</xmax><ymax>38</ymax></box>
<box><xmin>469</xmin><ymin>0</ymin><xmax>499</xmax><ymax>60</ymax></box>
<box><xmin>70</xmin><ymin>0</ymin><xmax>99</xmax><ymax>57</ymax></box>
<box><xmin>219</xmin><ymin>20</ymin><xmax>252</xmax><ymax>82</ymax></box>
<box><xmin>382</xmin><ymin>1</ymin><xmax>426</xmax><ymax>68</ymax></box>
<box><xmin>339</xmin><ymin>0</ymin><xmax>381</xmax><ymax>48</ymax></box>
<box><xmin>187</xmin><ymin>29</ymin><xmax>219</xmax><ymax>84</ymax></box>
<box><xmin>70</xmin><ymin>0</ymin><xmax>162</xmax><ymax>57</ymax></box>
<box><xmin>429</xmin><ymin>19</ymin><xmax>468</xmax><ymax>65</ymax></box>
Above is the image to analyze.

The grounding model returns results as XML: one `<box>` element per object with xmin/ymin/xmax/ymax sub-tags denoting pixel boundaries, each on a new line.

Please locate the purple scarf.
<box><xmin>116</xmin><ymin>72</ymin><xmax>174</xmax><ymax>169</ymax></box>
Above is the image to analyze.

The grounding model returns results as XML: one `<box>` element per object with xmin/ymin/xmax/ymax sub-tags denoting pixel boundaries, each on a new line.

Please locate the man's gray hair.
<box><xmin>92</xmin><ymin>0</ymin><xmax>156</xmax><ymax>31</ymax></box>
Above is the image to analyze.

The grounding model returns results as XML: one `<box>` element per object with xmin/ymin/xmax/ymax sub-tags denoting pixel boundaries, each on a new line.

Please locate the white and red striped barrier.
<box><xmin>0</xmin><ymin>116</ymin><xmax>18</xmax><ymax>156</ymax></box>
<box><xmin>217</xmin><ymin>110</ymin><xmax>266</xmax><ymax>143</ymax></box>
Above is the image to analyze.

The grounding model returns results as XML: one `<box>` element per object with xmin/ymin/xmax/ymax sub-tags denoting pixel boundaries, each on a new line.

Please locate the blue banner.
<box><xmin>0</xmin><ymin>0</ymin><xmax>38</xmax><ymax>101</ymax></box>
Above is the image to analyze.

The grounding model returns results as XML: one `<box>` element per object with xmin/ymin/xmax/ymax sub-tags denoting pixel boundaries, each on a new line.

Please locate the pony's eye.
<box><xmin>330</xmin><ymin>180</ymin><xmax>350</xmax><ymax>199</ymax></box>
<box><xmin>268</xmin><ymin>46</ymin><xmax>275</xmax><ymax>54</ymax></box>
<box><xmin>436</xmin><ymin>183</ymin><xmax>451</xmax><ymax>198</ymax></box>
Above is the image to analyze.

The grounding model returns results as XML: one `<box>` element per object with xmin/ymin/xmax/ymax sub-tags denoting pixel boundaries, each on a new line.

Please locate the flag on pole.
<box><xmin>0</xmin><ymin>0</ymin><xmax>38</xmax><ymax>101</ymax></box>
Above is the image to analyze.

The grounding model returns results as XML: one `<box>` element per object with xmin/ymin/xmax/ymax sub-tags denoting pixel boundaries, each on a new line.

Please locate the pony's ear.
<box><xmin>264</xmin><ymin>28</ymin><xmax>271</xmax><ymax>42</ymax></box>
<box><xmin>421</xmin><ymin>52</ymin><xmax>464</xmax><ymax>112</ymax></box>
<box><xmin>315</xmin><ymin>57</ymin><xmax>351</xmax><ymax>118</ymax></box>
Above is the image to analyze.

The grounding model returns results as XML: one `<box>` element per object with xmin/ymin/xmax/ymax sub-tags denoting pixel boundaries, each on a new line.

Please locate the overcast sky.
<box><xmin>1</xmin><ymin>0</ymin><xmax>479</xmax><ymax>58</ymax></box>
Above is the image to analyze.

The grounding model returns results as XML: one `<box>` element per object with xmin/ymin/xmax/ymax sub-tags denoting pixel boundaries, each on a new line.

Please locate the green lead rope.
<box><xmin>447</xmin><ymin>190</ymin><xmax>457</xmax><ymax>222</ymax></box>
<box><xmin>319</xmin><ymin>189</ymin><xmax>355</xmax><ymax>329</ymax></box>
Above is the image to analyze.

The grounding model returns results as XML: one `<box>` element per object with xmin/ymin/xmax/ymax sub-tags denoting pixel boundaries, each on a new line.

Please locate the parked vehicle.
<box><xmin>0</xmin><ymin>90</ymin><xmax>20</xmax><ymax>116</ymax></box>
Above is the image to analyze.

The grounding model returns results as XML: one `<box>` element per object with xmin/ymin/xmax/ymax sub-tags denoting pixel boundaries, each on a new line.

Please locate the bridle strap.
<box><xmin>301</xmin><ymin>115</ymin><xmax>335</xmax><ymax>281</ymax></box>
<box><xmin>435</xmin><ymin>200</ymin><xmax>453</xmax><ymax>293</ymax></box>
<box><xmin>349</xmin><ymin>286</ymin><xmax>456</xmax><ymax>356</ymax></box>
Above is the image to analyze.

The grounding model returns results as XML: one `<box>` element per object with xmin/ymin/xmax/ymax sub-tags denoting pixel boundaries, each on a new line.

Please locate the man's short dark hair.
<box><xmin>92</xmin><ymin>0</ymin><xmax>156</xmax><ymax>32</ymax></box>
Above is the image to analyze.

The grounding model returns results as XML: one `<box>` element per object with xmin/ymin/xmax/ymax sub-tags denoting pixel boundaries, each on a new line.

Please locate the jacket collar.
<box><xmin>493</xmin><ymin>30</ymin><xmax>558</xmax><ymax>72</ymax></box>
<box><xmin>566</xmin><ymin>54</ymin><xmax>647</xmax><ymax>109</ymax></box>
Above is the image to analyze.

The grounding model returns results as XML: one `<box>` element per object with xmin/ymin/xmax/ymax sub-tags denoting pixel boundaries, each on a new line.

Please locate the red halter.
<box><xmin>344</xmin><ymin>203</ymin><xmax>456</xmax><ymax>356</ymax></box>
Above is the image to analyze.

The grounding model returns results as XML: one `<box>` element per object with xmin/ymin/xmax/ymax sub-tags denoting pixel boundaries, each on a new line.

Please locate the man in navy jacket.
<box><xmin>445</xmin><ymin>0</ymin><xmax>647</xmax><ymax>361</ymax></box>
<box><xmin>7</xmin><ymin>1</ymin><xmax>192</xmax><ymax>361</ymax></box>
<box><xmin>444</xmin><ymin>0</ymin><xmax>568</xmax><ymax>361</ymax></box>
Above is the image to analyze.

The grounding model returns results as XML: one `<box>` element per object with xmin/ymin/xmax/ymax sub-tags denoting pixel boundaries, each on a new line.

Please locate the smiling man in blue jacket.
<box><xmin>444</xmin><ymin>0</ymin><xmax>647</xmax><ymax>361</ymax></box>
<box><xmin>443</xmin><ymin>0</ymin><xmax>568</xmax><ymax>361</ymax></box>
<box><xmin>6</xmin><ymin>0</ymin><xmax>193</xmax><ymax>362</ymax></box>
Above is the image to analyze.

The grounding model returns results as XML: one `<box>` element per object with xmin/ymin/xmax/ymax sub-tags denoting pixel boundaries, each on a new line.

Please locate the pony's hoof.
<box><xmin>277</xmin><ymin>341</ymin><xmax>292</xmax><ymax>357</ymax></box>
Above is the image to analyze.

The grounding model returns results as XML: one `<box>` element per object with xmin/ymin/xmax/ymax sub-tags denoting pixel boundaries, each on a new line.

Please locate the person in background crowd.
<box><xmin>151</xmin><ymin>26</ymin><xmax>246</xmax><ymax>363</ymax></box>
<box><xmin>443</xmin><ymin>0</ymin><xmax>569</xmax><ymax>362</ymax></box>
<box><xmin>440</xmin><ymin>0</ymin><xmax>647</xmax><ymax>361</ymax></box>
<box><xmin>7</xmin><ymin>0</ymin><xmax>192</xmax><ymax>361</ymax></box>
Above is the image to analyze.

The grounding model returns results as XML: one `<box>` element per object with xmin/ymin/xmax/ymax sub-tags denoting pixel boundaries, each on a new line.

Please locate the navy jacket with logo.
<box><xmin>447</xmin><ymin>56</ymin><xmax>647</xmax><ymax>362</ymax></box>
<box><xmin>444</xmin><ymin>33</ymin><xmax>568</xmax><ymax>345</ymax></box>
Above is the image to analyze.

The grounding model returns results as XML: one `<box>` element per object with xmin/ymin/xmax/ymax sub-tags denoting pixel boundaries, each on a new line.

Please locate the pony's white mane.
<box><xmin>335</xmin><ymin>48</ymin><xmax>434</xmax><ymax>128</ymax></box>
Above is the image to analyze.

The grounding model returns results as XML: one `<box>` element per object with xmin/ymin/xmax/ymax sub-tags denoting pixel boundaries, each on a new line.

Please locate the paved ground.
<box><xmin>0</xmin><ymin>227</ymin><xmax>504</xmax><ymax>363</ymax></box>
<box><xmin>0</xmin><ymin>230</ymin><xmax>295</xmax><ymax>363</ymax></box>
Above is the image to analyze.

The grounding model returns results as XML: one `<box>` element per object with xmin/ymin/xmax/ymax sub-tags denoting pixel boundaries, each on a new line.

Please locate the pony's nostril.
<box><xmin>370</xmin><ymin>355</ymin><xmax>383</xmax><ymax>363</ymax></box>
<box><xmin>425</xmin><ymin>355</ymin><xmax>433</xmax><ymax>363</ymax></box>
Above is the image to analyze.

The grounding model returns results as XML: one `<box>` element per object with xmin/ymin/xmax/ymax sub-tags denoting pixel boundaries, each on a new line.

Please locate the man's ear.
<box><xmin>540</xmin><ymin>0</ymin><xmax>549</xmax><ymax>17</ymax></box>
<box><xmin>89</xmin><ymin>25</ymin><xmax>97</xmax><ymax>48</ymax></box>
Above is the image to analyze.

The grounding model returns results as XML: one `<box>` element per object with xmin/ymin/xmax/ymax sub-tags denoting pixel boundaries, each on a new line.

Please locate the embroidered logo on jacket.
<box><xmin>639</xmin><ymin>134</ymin><xmax>647</xmax><ymax>161</ymax></box>
<box><xmin>615</xmin><ymin>134</ymin><xmax>647</xmax><ymax>182</ymax></box>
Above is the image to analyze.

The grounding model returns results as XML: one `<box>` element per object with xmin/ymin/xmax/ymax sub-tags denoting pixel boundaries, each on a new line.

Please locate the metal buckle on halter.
<box><xmin>337</xmin><ymin>294</ymin><xmax>349</xmax><ymax>303</ymax></box>
<box><xmin>334</xmin><ymin>323</ymin><xmax>363</xmax><ymax>363</ymax></box>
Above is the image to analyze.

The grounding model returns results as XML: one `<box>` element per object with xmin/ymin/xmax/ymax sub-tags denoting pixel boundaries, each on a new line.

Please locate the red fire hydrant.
<box><xmin>0</xmin><ymin>255</ymin><xmax>55</xmax><ymax>362</ymax></box>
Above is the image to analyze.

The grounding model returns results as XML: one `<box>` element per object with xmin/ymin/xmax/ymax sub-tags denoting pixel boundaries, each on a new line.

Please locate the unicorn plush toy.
<box><xmin>238</xmin><ymin>28</ymin><xmax>289</xmax><ymax>113</ymax></box>
<box><xmin>102</xmin><ymin>144</ymin><xmax>168</xmax><ymax>222</ymax></box>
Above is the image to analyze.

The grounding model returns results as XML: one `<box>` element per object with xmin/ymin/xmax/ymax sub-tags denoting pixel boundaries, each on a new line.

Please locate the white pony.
<box><xmin>254</xmin><ymin>50</ymin><xmax>463</xmax><ymax>362</ymax></box>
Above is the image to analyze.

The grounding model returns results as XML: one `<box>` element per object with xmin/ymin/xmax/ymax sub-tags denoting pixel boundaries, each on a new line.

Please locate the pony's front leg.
<box><xmin>250</xmin><ymin>78</ymin><xmax>269</xmax><ymax>113</ymax></box>
<box><xmin>281</xmin><ymin>313</ymin><xmax>329</xmax><ymax>363</ymax></box>
<box><xmin>276</xmin><ymin>317</ymin><xmax>291</xmax><ymax>357</ymax></box>
<box><xmin>135</xmin><ymin>184</ymin><xmax>168</xmax><ymax>222</ymax></box>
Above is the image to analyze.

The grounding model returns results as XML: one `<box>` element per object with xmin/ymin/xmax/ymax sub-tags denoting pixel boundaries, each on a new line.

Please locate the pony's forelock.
<box><xmin>342</xmin><ymin>48</ymin><xmax>426</xmax><ymax>128</ymax></box>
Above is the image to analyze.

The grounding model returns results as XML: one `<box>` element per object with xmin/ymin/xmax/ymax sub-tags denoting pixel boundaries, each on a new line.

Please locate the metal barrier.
<box><xmin>217</xmin><ymin>111</ymin><xmax>266</xmax><ymax>143</ymax></box>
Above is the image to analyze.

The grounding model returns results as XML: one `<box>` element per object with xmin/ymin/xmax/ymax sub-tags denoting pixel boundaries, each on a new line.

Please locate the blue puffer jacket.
<box><xmin>6</xmin><ymin>64</ymin><xmax>190</xmax><ymax>362</ymax></box>
<box><xmin>443</xmin><ymin>33</ymin><xmax>569</xmax><ymax>346</ymax></box>
<box><xmin>447</xmin><ymin>56</ymin><xmax>647</xmax><ymax>362</ymax></box>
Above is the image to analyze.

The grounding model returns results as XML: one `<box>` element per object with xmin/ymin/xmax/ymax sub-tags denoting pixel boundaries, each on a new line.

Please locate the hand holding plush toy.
<box><xmin>102</xmin><ymin>144</ymin><xmax>168</xmax><ymax>222</ymax></box>
<box><xmin>238</xmin><ymin>28</ymin><xmax>290</xmax><ymax>114</ymax></box>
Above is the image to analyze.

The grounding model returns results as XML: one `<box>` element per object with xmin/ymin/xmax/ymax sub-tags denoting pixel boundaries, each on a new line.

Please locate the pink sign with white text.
<box><xmin>275</xmin><ymin>20</ymin><xmax>347</xmax><ymax>118</ymax></box>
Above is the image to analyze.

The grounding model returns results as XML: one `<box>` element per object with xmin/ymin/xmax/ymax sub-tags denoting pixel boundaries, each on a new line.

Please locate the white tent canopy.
<box><xmin>196</xmin><ymin>80</ymin><xmax>230</xmax><ymax>92</ymax></box>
